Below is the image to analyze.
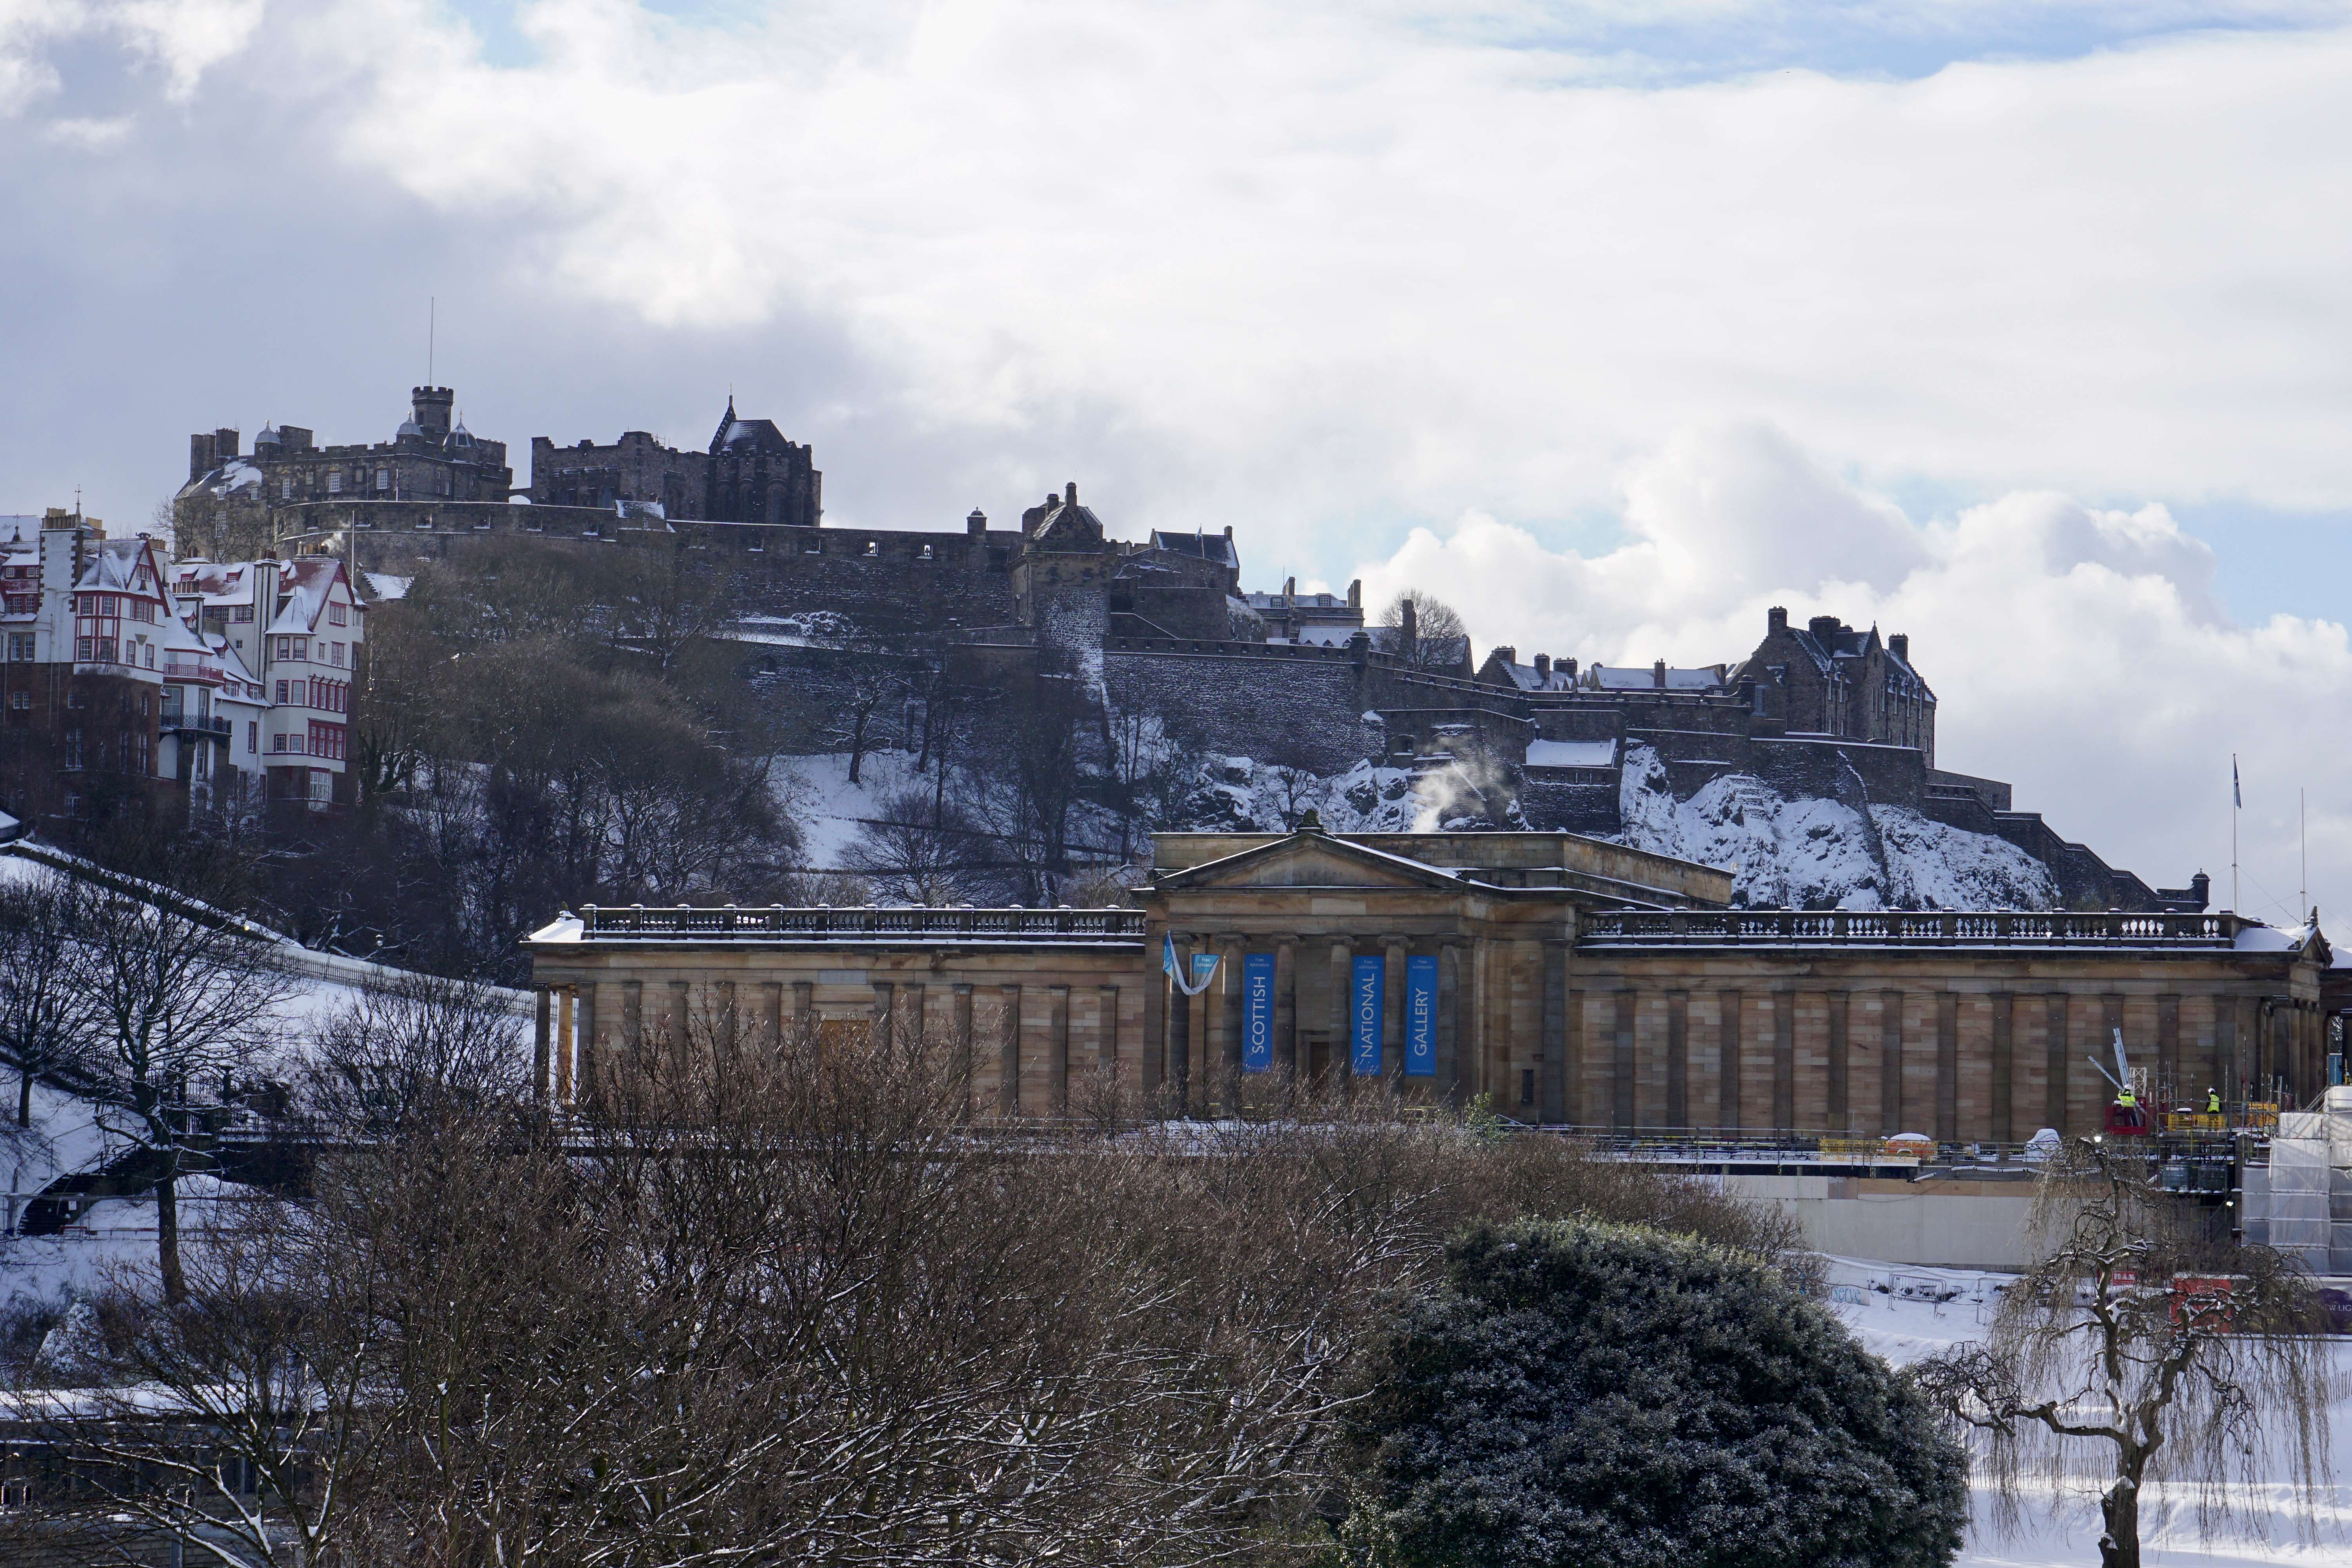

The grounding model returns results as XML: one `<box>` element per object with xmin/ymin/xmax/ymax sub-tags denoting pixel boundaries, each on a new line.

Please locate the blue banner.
<box><xmin>1241</xmin><ymin>952</ymin><xmax>1276</xmax><ymax>1073</ymax></box>
<box><xmin>1351</xmin><ymin>955</ymin><xmax>1384</xmax><ymax>1076</ymax></box>
<box><xmin>1404</xmin><ymin>954</ymin><xmax>1438</xmax><ymax>1077</ymax></box>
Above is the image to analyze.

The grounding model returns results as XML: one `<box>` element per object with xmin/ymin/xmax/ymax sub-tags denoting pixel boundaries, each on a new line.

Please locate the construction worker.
<box><xmin>2117</xmin><ymin>1085</ymin><xmax>2137</xmax><ymax>1112</ymax></box>
<box><xmin>2207</xmin><ymin>1087</ymin><xmax>2223</xmax><ymax>1115</ymax></box>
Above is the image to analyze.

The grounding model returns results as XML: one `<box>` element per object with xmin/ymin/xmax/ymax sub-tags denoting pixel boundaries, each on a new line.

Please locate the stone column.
<box><xmin>622</xmin><ymin>980</ymin><xmax>644</xmax><ymax>1053</ymax></box>
<box><xmin>1935</xmin><ymin>993</ymin><xmax>1960</xmax><ymax>1143</ymax></box>
<box><xmin>1543</xmin><ymin>943</ymin><xmax>1570</xmax><ymax>1124</ymax></box>
<box><xmin>667</xmin><ymin>980</ymin><xmax>689</xmax><ymax>1051</ymax></box>
<box><xmin>1989</xmin><ymin>993</ymin><xmax>2013</xmax><ymax>1143</ymax></box>
<box><xmin>1383</xmin><ymin>938</ymin><xmax>1407</xmax><ymax>1090</ymax></box>
<box><xmin>1049</xmin><ymin>985</ymin><xmax>1072</xmax><ymax>1115</ymax></box>
<box><xmin>903</xmin><ymin>983</ymin><xmax>926</xmax><ymax>1045</ymax></box>
<box><xmin>1332</xmin><ymin>936</ymin><xmax>1356</xmax><ymax>1082</ymax></box>
<box><xmin>1098</xmin><ymin>984</ymin><xmax>1122</xmax><ymax>1103</ymax></box>
<box><xmin>1464</xmin><ymin>938</ymin><xmax>1489</xmax><ymax>1106</ymax></box>
<box><xmin>1276</xmin><ymin>937</ymin><xmax>1299</xmax><ymax>1080</ymax></box>
<box><xmin>1883</xmin><ymin>990</ymin><xmax>1907</xmax><ymax>1135</ymax></box>
<box><xmin>1141</xmin><ymin>925</ymin><xmax>1164</xmax><ymax>1097</ymax></box>
<box><xmin>1217</xmin><ymin>937</ymin><xmax>1244</xmax><ymax>1112</ymax></box>
<box><xmin>533</xmin><ymin>988</ymin><xmax>552</xmax><ymax>1103</ymax></box>
<box><xmin>555</xmin><ymin>987</ymin><xmax>575</xmax><ymax>1103</ymax></box>
<box><xmin>1664</xmin><ymin>990</ymin><xmax>1688</xmax><ymax>1130</ymax></box>
<box><xmin>760</xmin><ymin>982</ymin><xmax>783</xmax><ymax>1053</ymax></box>
<box><xmin>1719</xmin><ymin>989</ymin><xmax>1744</xmax><ymax>1132</ymax></box>
<box><xmin>1168</xmin><ymin>933</ymin><xmax>1192</xmax><ymax>1115</ymax></box>
<box><xmin>1435</xmin><ymin>942</ymin><xmax>1461</xmax><ymax>1105</ymax></box>
<box><xmin>1827</xmin><ymin>991</ymin><xmax>1851</xmax><ymax>1131</ymax></box>
<box><xmin>871</xmin><ymin>981</ymin><xmax>896</xmax><ymax>1049</ymax></box>
<box><xmin>790</xmin><ymin>981</ymin><xmax>813</xmax><ymax>1038</ymax></box>
<box><xmin>576</xmin><ymin>988</ymin><xmax>597</xmax><ymax>1101</ymax></box>
<box><xmin>1610</xmin><ymin>990</ymin><xmax>1636</xmax><ymax>1132</ymax></box>
<box><xmin>2045</xmin><ymin>993</ymin><xmax>2071</xmax><ymax>1134</ymax></box>
<box><xmin>716</xmin><ymin>980</ymin><xmax>738</xmax><ymax>1052</ymax></box>
<box><xmin>2157</xmin><ymin>994</ymin><xmax>2181</xmax><ymax>1107</ymax></box>
<box><xmin>998</xmin><ymin>985</ymin><xmax>1023</xmax><ymax>1116</ymax></box>
<box><xmin>1773</xmin><ymin>991</ymin><xmax>1797</xmax><ymax>1133</ymax></box>
<box><xmin>951</xmin><ymin>983</ymin><xmax>976</xmax><ymax>1117</ymax></box>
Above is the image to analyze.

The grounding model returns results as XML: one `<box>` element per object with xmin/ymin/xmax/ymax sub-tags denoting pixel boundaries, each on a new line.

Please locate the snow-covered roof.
<box><xmin>1583</xmin><ymin>663</ymin><xmax>1724</xmax><ymax>692</ymax></box>
<box><xmin>173</xmin><ymin>559</ymin><xmax>256</xmax><ymax>605</ymax></box>
<box><xmin>363</xmin><ymin>572</ymin><xmax>411</xmax><ymax>601</ymax></box>
<box><xmin>1492</xmin><ymin>660</ymin><xmax>1575</xmax><ymax>692</ymax></box>
<box><xmin>265</xmin><ymin>557</ymin><xmax>348</xmax><ymax>635</ymax></box>
<box><xmin>1527</xmin><ymin>739</ymin><xmax>1617</xmax><ymax>768</ymax></box>
<box><xmin>1147</xmin><ymin>530</ymin><xmax>1240</xmax><ymax>568</ymax></box>
<box><xmin>73</xmin><ymin>537</ymin><xmax>166</xmax><ymax>597</ymax></box>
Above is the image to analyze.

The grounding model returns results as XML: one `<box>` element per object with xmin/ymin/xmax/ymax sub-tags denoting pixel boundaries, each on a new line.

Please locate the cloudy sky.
<box><xmin>5</xmin><ymin>0</ymin><xmax>2350</xmax><ymax>922</ymax></box>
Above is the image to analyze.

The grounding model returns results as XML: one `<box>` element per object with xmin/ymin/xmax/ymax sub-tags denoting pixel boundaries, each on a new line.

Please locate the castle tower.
<box><xmin>410</xmin><ymin>386</ymin><xmax>454</xmax><ymax>440</ymax></box>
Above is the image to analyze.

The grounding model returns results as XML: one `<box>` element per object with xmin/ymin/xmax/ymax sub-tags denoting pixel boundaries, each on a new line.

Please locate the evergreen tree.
<box><xmin>1341</xmin><ymin>1219</ymin><xmax>1967</xmax><ymax>1568</ymax></box>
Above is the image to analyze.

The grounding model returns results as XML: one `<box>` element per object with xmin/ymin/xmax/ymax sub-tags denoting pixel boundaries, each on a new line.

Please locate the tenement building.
<box><xmin>527</xmin><ymin>822</ymin><xmax>2341</xmax><ymax>1137</ymax></box>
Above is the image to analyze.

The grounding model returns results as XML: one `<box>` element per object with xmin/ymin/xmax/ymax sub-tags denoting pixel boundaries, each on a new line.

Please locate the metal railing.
<box><xmin>1579</xmin><ymin>909</ymin><xmax>2239</xmax><ymax>948</ymax></box>
<box><xmin>574</xmin><ymin>904</ymin><xmax>1147</xmax><ymax>942</ymax></box>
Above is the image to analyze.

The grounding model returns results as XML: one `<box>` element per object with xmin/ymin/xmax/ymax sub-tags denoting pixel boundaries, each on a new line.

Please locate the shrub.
<box><xmin>1341</xmin><ymin>1219</ymin><xmax>1967</xmax><ymax>1568</ymax></box>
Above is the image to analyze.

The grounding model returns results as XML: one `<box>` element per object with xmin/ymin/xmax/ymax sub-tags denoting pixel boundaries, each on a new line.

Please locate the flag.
<box><xmin>1163</xmin><ymin>934</ymin><xmax>1215</xmax><ymax>996</ymax></box>
<box><xmin>2233</xmin><ymin>755</ymin><xmax>2241</xmax><ymax>809</ymax></box>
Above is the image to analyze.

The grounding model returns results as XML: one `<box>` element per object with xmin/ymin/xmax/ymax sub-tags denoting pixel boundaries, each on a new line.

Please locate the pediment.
<box><xmin>1156</xmin><ymin>834</ymin><xmax>1457</xmax><ymax>893</ymax></box>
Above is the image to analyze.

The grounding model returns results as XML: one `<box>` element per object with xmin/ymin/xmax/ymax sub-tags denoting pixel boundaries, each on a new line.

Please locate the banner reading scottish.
<box><xmin>1241</xmin><ymin>952</ymin><xmax>1275</xmax><ymax>1073</ymax></box>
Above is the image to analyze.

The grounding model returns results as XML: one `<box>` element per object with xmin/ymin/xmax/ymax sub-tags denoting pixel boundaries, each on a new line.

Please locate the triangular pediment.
<box><xmin>1156</xmin><ymin>833</ymin><xmax>1459</xmax><ymax>893</ymax></box>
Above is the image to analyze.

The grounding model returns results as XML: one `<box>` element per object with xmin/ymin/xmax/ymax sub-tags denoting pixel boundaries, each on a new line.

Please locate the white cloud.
<box><xmin>1355</xmin><ymin>421</ymin><xmax>2350</xmax><ymax>922</ymax></box>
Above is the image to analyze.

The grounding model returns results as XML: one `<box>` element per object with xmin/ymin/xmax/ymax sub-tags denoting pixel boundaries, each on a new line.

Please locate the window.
<box><xmin>309</xmin><ymin>768</ymin><xmax>332</xmax><ymax>804</ymax></box>
<box><xmin>281</xmin><ymin>477</ymin><xmax>293</xmax><ymax>500</ymax></box>
<box><xmin>135</xmin><ymin>734</ymin><xmax>150</xmax><ymax>776</ymax></box>
<box><xmin>375</xmin><ymin>468</ymin><xmax>390</xmax><ymax>492</ymax></box>
<box><xmin>7</xmin><ymin>633</ymin><xmax>30</xmax><ymax>659</ymax></box>
<box><xmin>64</xmin><ymin>689</ymin><xmax>83</xmax><ymax>710</ymax></box>
<box><xmin>247</xmin><ymin>721</ymin><xmax>256</xmax><ymax>754</ymax></box>
<box><xmin>293</xmin><ymin>638</ymin><xmax>307</xmax><ymax>662</ymax></box>
<box><xmin>329</xmin><ymin>601</ymin><xmax>347</xmax><ymax>627</ymax></box>
<box><xmin>101</xmin><ymin>595</ymin><xmax>117</xmax><ymax>616</ymax></box>
<box><xmin>308</xmin><ymin>720</ymin><xmax>345</xmax><ymax>761</ymax></box>
<box><xmin>62</xmin><ymin>727</ymin><xmax>80</xmax><ymax>769</ymax></box>
<box><xmin>328</xmin><ymin>471</ymin><xmax>343</xmax><ymax>494</ymax></box>
<box><xmin>232</xmin><ymin>605</ymin><xmax>253</xmax><ymax>623</ymax></box>
<box><xmin>7</xmin><ymin>691</ymin><xmax>26</xmax><ymax>710</ymax></box>
<box><xmin>275</xmin><ymin>679</ymin><xmax>290</xmax><ymax>706</ymax></box>
<box><xmin>332</xmin><ymin>642</ymin><xmax>345</xmax><ymax>668</ymax></box>
<box><xmin>272</xmin><ymin>732</ymin><xmax>289</xmax><ymax>753</ymax></box>
<box><xmin>143</xmin><ymin>644</ymin><xmax>155</xmax><ymax>670</ymax></box>
<box><xmin>74</xmin><ymin>637</ymin><xmax>91</xmax><ymax>661</ymax></box>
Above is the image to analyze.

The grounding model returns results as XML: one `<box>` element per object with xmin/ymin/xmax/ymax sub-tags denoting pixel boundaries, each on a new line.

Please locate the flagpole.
<box><xmin>2231</xmin><ymin>754</ymin><xmax>2240</xmax><ymax>916</ymax></box>
<box><xmin>2300</xmin><ymin>786</ymin><xmax>2308</xmax><ymax>922</ymax></box>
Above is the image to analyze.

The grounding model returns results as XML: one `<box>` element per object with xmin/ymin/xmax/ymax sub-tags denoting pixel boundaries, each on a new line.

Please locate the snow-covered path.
<box><xmin>1823</xmin><ymin>1258</ymin><xmax>2352</xmax><ymax>1566</ymax></box>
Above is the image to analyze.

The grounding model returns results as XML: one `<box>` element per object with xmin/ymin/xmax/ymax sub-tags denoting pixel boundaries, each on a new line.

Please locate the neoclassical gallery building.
<box><xmin>526</xmin><ymin>823</ymin><xmax>2345</xmax><ymax>1140</ymax></box>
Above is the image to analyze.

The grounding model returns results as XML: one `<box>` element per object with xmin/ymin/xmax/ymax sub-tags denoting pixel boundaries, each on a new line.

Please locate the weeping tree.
<box><xmin>1913</xmin><ymin>1139</ymin><xmax>2335</xmax><ymax>1568</ymax></box>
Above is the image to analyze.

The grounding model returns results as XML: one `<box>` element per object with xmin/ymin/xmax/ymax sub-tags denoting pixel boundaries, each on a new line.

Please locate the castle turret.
<box><xmin>410</xmin><ymin>386</ymin><xmax>454</xmax><ymax>440</ymax></box>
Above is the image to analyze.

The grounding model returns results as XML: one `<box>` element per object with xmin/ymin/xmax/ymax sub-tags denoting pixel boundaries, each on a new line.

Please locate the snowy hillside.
<box><xmin>1615</xmin><ymin>743</ymin><xmax>2060</xmax><ymax>910</ymax></box>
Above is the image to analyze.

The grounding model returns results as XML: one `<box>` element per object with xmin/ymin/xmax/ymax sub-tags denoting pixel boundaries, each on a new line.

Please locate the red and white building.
<box><xmin>0</xmin><ymin>506</ymin><xmax>366</xmax><ymax>828</ymax></box>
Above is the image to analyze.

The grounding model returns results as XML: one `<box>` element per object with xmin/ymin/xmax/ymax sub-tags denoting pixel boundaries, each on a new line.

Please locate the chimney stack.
<box><xmin>1561</xmin><ymin>657</ymin><xmax>1577</xmax><ymax>682</ymax></box>
<box><xmin>1347</xmin><ymin>577</ymin><xmax>1360</xmax><ymax>609</ymax></box>
<box><xmin>1653</xmin><ymin>659</ymin><xmax>1668</xmax><ymax>688</ymax></box>
<box><xmin>1492</xmin><ymin>645</ymin><xmax>1517</xmax><ymax>668</ymax></box>
<box><xmin>1533</xmin><ymin>652</ymin><xmax>1550</xmax><ymax>682</ymax></box>
<box><xmin>1400</xmin><ymin>597</ymin><xmax>1419</xmax><ymax>644</ymax></box>
<box><xmin>966</xmin><ymin>507</ymin><xmax>987</xmax><ymax>536</ymax></box>
<box><xmin>1064</xmin><ymin>481</ymin><xmax>1077</xmax><ymax>507</ymax></box>
<box><xmin>1767</xmin><ymin>605</ymin><xmax>1788</xmax><ymax>634</ymax></box>
<box><xmin>1889</xmin><ymin>632</ymin><xmax>1909</xmax><ymax>661</ymax></box>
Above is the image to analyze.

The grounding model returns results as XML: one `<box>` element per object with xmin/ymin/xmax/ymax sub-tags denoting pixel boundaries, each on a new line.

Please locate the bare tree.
<box><xmin>1376</xmin><ymin>589</ymin><xmax>1470</xmax><ymax>673</ymax></box>
<box><xmin>76</xmin><ymin>887</ymin><xmax>296</xmax><ymax>1304</ymax></box>
<box><xmin>845</xmin><ymin>785</ymin><xmax>990</xmax><ymax>906</ymax></box>
<box><xmin>1913</xmin><ymin>1139</ymin><xmax>2335</xmax><ymax>1568</ymax></box>
<box><xmin>301</xmin><ymin>967</ymin><xmax>528</xmax><ymax>1140</ymax></box>
<box><xmin>0</xmin><ymin>869</ymin><xmax>98</xmax><ymax>1127</ymax></box>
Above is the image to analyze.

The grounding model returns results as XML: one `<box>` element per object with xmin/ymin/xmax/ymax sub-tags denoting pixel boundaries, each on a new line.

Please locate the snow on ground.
<box><xmin>1821</xmin><ymin>1256</ymin><xmax>2352</xmax><ymax>1566</ymax></box>
<box><xmin>1616</xmin><ymin>743</ymin><xmax>2060</xmax><ymax>909</ymax></box>
<box><xmin>772</xmin><ymin>749</ymin><xmax>931</xmax><ymax>869</ymax></box>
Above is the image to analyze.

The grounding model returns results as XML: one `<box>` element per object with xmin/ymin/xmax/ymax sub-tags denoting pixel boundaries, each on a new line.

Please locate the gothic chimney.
<box><xmin>1889</xmin><ymin>632</ymin><xmax>1910</xmax><ymax>662</ymax></box>
<box><xmin>1653</xmin><ymin>658</ymin><xmax>1668</xmax><ymax>688</ymax></box>
<box><xmin>1064</xmin><ymin>481</ymin><xmax>1077</xmax><ymax>507</ymax></box>
<box><xmin>966</xmin><ymin>507</ymin><xmax>987</xmax><ymax>536</ymax></box>
<box><xmin>1347</xmin><ymin>577</ymin><xmax>1361</xmax><ymax>609</ymax></box>
<box><xmin>1561</xmin><ymin>657</ymin><xmax>1577</xmax><ymax>682</ymax></box>
<box><xmin>1492</xmin><ymin>645</ymin><xmax>1517</xmax><ymax>668</ymax></box>
<box><xmin>1768</xmin><ymin>605</ymin><xmax>1788</xmax><ymax>634</ymax></box>
<box><xmin>1400</xmin><ymin>597</ymin><xmax>1419</xmax><ymax>644</ymax></box>
<box><xmin>1808</xmin><ymin>615</ymin><xmax>1842</xmax><ymax>639</ymax></box>
<box><xmin>1533</xmin><ymin>652</ymin><xmax>1551</xmax><ymax>682</ymax></box>
<box><xmin>190</xmin><ymin>432</ymin><xmax>216</xmax><ymax>483</ymax></box>
<box><xmin>2191</xmin><ymin>871</ymin><xmax>2210</xmax><ymax>910</ymax></box>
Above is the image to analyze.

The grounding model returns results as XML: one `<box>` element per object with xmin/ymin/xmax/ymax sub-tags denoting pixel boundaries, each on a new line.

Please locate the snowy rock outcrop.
<box><xmin>1615</xmin><ymin>744</ymin><xmax>2059</xmax><ymax>910</ymax></box>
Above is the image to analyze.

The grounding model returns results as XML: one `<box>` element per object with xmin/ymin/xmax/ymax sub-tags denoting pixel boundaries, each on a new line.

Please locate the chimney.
<box><xmin>1064</xmin><ymin>481</ymin><xmax>1077</xmax><ymax>507</ymax></box>
<box><xmin>1223</xmin><ymin>524</ymin><xmax>1232</xmax><ymax>537</ymax></box>
<box><xmin>1808</xmin><ymin>615</ymin><xmax>1841</xmax><ymax>639</ymax></box>
<box><xmin>1767</xmin><ymin>605</ymin><xmax>1787</xmax><ymax>634</ymax></box>
<box><xmin>215</xmin><ymin>428</ymin><xmax>240</xmax><ymax>462</ymax></box>
<box><xmin>1533</xmin><ymin>652</ymin><xmax>1550</xmax><ymax>682</ymax></box>
<box><xmin>1400</xmin><ymin>597</ymin><xmax>1418</xmax><ymax>643</ymax></box>
<box><xmin>2190</xmin><ymin>871</ymin><xmax>2211</xmax><ymax>911</ymax></box>
<box><xmin>1282</xmin><ymin>576</ymin><xmax>1295</xmax><ymax>603</ymax></box>
<box><xmin>190</xmin><ymin>432</ymin><xmax>216</xmax><ymax>482</ymax></box>
<box><xmin>1561</xmin><ymin>657</ymin><xmax>1577</xmax><ymax>682</ymax></box>
<box><xmin>1347</xmin><ymin>577</ymin><xmax>1360</xmax><ymax>609</ymax></box>
<box><xmin>1492</xmin><ymin>644</ymin><xmax>1517</xmax><ymax>668</ymax></box>
<box><xmin>1889</xmin><ymin>632</ymin><xmax>1909</xmax><ymax>662</ymax></box>
<box><xmin>1653</xmin><ymin>659</ymin><xmax>1668</xmax><ymax>688</ymax></box>
<box><xmin>966</xmin><ymin>508</ymin><xmax>987</xmax><ymax>536</ymax></box>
